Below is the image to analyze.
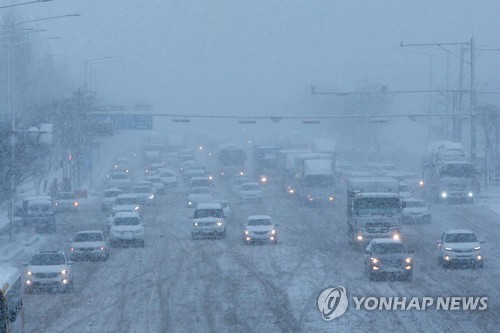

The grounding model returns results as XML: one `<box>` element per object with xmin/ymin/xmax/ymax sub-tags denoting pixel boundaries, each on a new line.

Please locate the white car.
<box><xmin>101</xmin><ymin>188</ymin><xmax>123</xmax><ymax>212</ymax></box>
<box><xmin>230</xmin><ymin>175</ymin><xmax>251</xmax><ymax>193</ymax></box>
<box><xmin>188</xmin><ymin>177</ymin><xmax>212</xmax><ymax>189</ymax></box>
<box><xmin>53</xmin><ymin>192</ymin><xmax>79</xmax><ymax>212</ymax></box>
<box><xmin>109</xmin><ymin>211</ymin><xmax>145</xmax><ymax>247</ymax></box>
<box><xmin>402</xmin><ymin>199</ymin><xmax>431</xmax><ymax>224</ymax></box>
<box><xmin>158</xmin><ymin>168</ymin><xmax>178</xmax><ymax>188</ymax></box>
<box><xmin>133</xmin><ymin>186</ymin><xmax>156</xmax><ymax>205</ymax></box>
<box><xmin>191</xmin><ymin>203</ymin><xmax>226</xmax><ymax>239</ymax></box>
<box><xmin>112</xmin><ymin>194</ymin><xmax>142</xmax><ymax>218</ymax></box>
<box><xmin>145</xmin><ymin>176</ymin><xmax>166</xmax><ymax>195</ymax></box>
<box><xmin>214</xmin><ymin>199</ymin><xmax>234</xmax><ymax>223</ymax></box>
<box><xmin>24</xmin><ymin>251</ymin><xmax>74</xmax><ymax>292</ymax></box>
<box><xmin>69</xmin><ymin>230</ymin><xmax>109</xmax><ymax>261</ymax></box>
<box><xmin>238</xmin><ymin>182</ymin><xmax>264</xmax><ymax>203</ymax></box>
<box><xmin>108</xmin><ymin>172</ymin><xmax>132</xmax><ymax>191</ymax></box>
<box><xmin>437</xmin><ymin>229</ymin><xmax>484</xmax><ymax>268</ymax></box>
<box><xmin>187</xmin><ymin>187</ymin><xmax>212</xmax><ymax>207</ymax></box>
<box><xmin>242</xmin><ymin>215</ymin><xmax>278</xmax><ymax>244</ymax></box>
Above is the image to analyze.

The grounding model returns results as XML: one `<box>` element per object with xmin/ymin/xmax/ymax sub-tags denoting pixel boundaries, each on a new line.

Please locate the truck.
<box><xmin>276</xmin><ymin>149</ymin><xmax>311</xmax><ymax>195</ymax></box>
<box><xmin>346</xmin><ymin>177</ymin><xmax>404</xmax><ymax>246</ymax></box>
<box><xmin>291</xmin><ymin>153</ymin><xmax>336</xmax><ymax>204</ymax></box>
<box><xmin>422</xmin><ymin>141</ymin><xmax>475</xmax><ymax>203</ymax></box>
<box><xmin>216</xmin><ymin>144</ymin><xmax>246</xmax><ymax>178</ymax></box>
<box><xmin>252</xmin><ymin>145</ymin><xmax>281</xmax><ymax>184</ymax></box>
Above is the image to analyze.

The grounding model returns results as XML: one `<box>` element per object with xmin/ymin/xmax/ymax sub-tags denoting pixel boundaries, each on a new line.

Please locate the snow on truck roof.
<box><xmin>248</xmin><ymin>215</ymin><xmax>272</xmax><ymax>221</ymax></box>
<box><xmin>445</xmin><ymin>229</ymin><xmax>475</xmax><ymax>235</ymax></box>
<box><xmin>356</xmin><ymin>192</ymin><xmax>400</xmax><ymax>198</ymax></box>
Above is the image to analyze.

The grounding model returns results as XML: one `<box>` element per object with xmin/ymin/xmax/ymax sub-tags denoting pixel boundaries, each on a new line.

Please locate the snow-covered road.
<box><xmin>6</xmin><ymin>131</ymin><xmax>498</xmax><ymax>332</ymax></box>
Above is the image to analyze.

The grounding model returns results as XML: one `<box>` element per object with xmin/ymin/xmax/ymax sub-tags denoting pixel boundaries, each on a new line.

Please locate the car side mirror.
<box><xmin>68</xmin><ymin>261</ymin><xmax>74</xmax><ymax>265</ymax></box>
<box><xmin>23</xmin><ymin>262</ymin><xmax>28</xmax><ymax>266</ymax></box>
<box><xmin>479</xmin><ymin>239</ymin><xmax>486</xmax><ymax>244</ymax></box>
<box><xmin>274</xmin><ymin>223</ymin><xmax>280</xmax><ymax>227</ymax></box>
<box><xmin>68</xmin><ymin>238</ymin><xmax>73</xmax><ymax>243</ymax></box>
<box><xmin>364</xmin><ymin>250</ymin><xmax>370</xmax><ymax>255</ymax></box>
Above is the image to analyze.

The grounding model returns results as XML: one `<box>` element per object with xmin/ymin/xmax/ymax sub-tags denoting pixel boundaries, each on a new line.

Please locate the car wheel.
<box><xmin>404</xmin><ymin>272</ymin><xmax>413</xmax><ymax>281</ymax></box>
<box><xmin>220</xmin><ymin>232</ymin><xmax>226</xmax><ymax>239</ymax></box>
<box><xmin>368</xmin><ymin>272</ymin><xmax>376</xmax><ymax>281</ymax></box>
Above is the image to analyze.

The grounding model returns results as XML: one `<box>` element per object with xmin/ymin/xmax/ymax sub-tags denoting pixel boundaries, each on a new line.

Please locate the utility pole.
<box><xmin>400</xmin><ymin>39</ymin><xmax>476</xmax><ymax>167</ymax></box>
<box><xmin>470</xmin><ymin>37</ymin><xmax>476</xmax><ymax>168</ymax></box>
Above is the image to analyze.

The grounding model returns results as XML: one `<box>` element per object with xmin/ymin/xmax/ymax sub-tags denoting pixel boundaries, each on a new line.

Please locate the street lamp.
<box><xmin>0</xmin><ymin>0</ymin><xmax>52</xmax><ymax>9</ymax></box>
<box><xmin>84</xmin><ymin>56</ymin><xmax>124</xmax><ymax>91</ymax></box>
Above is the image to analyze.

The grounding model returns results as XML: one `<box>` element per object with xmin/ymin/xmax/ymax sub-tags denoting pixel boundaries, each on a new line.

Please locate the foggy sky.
<box><xmin>17</xmin><ymin>0</ymin><xmax>500</xmax><ymax>115</ymax></box>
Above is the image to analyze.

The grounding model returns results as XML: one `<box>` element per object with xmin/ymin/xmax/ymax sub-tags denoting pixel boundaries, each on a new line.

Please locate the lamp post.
<box><xmin>84</xmin><ymin>56</ymin><xmax>124</xmax><ymax>91</ymax></box>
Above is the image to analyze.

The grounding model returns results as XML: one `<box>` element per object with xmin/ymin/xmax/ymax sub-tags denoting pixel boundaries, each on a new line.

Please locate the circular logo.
<box><xmin>317</xmin><ymin>286</ymin><xmax>348</xmax><ymax>320</ymax></box>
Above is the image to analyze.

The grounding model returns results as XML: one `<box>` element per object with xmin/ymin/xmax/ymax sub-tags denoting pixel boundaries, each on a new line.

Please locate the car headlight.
<box><xmin>188</xmin><ymin>201</ymin><xmax>192</xmax><ymax>206</ymax></box>
<box><xmin>392</xmin><ymin>233</ymin><xmax>400</xmax><ymax>240</ymax></box>
<box><xmin>371</xmin><ymin>258</ymin><xmax>379</xmax><ymax>264</ymax></box>
<box><xmin>244</xmin><ymin>230</ymin><xmax>249</xmax><ymax>235</ymax></box>
<box><xmin>271</xmin><ymin>229</ymin><xmax>276</xmax><ymax>235</ymax></box>
<box><xmin>216</xmin><ymin>221</ymin><xmax>223</xmax><ymax>227</ymax></box>
<box><xmin>468</xmin><ymin>192</ymin><xmax>473</xmax><ymax>197</ymax></box>
<box><xmin>100</xmin><ymin>246</ymin><xmax>106</xmax><ymax>251</ymax></box>
<box><xmin>441</xmin><ymin>192</ymin><xmax>447</xmax><ymax>198</ymax></box>
<box><xmin>134</xmin><ymin>206</ymin><xmax>140</xmax><ymax>211</ymax></box>
<box><xmin>405</xmin><ymin>257</ymin><xmax>412</xmax><ymax>263</ymax></box>
<box><xmin>193</xmin><ymin>222</ymin><xmax>198</xmax><ymax>227</ymax></box>
<box><xmin>60</xmin><ymin>269</ymin><xmax>68</xmax><ymax>275</ymax></box>
<box><xmin>26</xmin><ymin>271</ymin><xmax>33</xmax><ymax>276</ymax></box>
<box><xmin>444</xmin><ymin>247</ymin><xmax>452</xmax><ymax>251</ymax></box>
<box><xmin>70</xmin><ymin>247</ymin><xmax>74</xmax><ymax>251</ymax></box>
<box><xmin>149</xmin><ymin>194</ymin><xmax>154</xmax><ymax>199</ymax></box>
<box><xmin>474</xmin><ymin>246</ymin><xmax>481</xmax><ymax>250</ymax></box>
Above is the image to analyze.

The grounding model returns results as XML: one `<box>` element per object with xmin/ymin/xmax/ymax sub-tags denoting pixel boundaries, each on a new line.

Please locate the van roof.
<box><xmin>0</xmin><ymin>266</ymin><xmax>21</xmax><ymax>293</ymax></box>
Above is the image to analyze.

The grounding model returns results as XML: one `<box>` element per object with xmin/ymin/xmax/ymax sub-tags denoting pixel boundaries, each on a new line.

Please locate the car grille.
<box><xmin>452</xmin><ymin>248</ymin><xmax>474</xmax><ymax>253</ymax></box>
<box><xmin>200</xmin><ymin>222</ymin><xmax>215</xmax><ymax>227</ymax></box>
<box><xmin>253</xmin><ymin>231</ymin><xmax>268</xmax><ymax>235</ymax></box>
<box><xmin>448</xmin><ymin>184</ymin><xmax>467</xmax><ymax>191</ymax></box>
<box><xmin>366</xmin><ymin>223</ymin><xmax>391</xmax><ymax>233</ymax></box>
<box><xmin>76</xmin><ymin>248</ymin><xmax>96</xmax><ymax>252</ymax></box>
<box><xmin>35</xmin><ymin>272</ymin><xmax>58</xmax><ymax>278</ymax></box>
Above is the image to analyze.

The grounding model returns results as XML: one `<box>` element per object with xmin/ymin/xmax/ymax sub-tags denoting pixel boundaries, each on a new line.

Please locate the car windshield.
<box><xmin>161</xmin><ymin>172</ymin><xmax>174</xmax><ymax>177</ymax></box>
<box><xmin>104</xmin><ymin>190</ymin><xmax>122</xmax><ymax>198</ymax></box>
<box><xmin>194</xmin><ymin>209</ymin><xmax>223</xmax><ymax>218</ymax></box>
<box><xmin>28</xmin><ymin>203</ymin><xmax>52</xmax><ymax>212</ymax></box>
<box><xmin>241</xmin><ymin>184</ymin><xmax>260</xmax><ymax>191</ymax></box>
<box><xmin>74</xmin><ymin>233</ymin><xmax>104</xmax><ymax>242</ymax></box>
<box><xmin>30</xmin><ymin>253</ymin><xmax>66</xmax><ymax>265</ymax></box>
<box><xmin>112</xmin><ymin>174</ymin><xmax>128</xmax><ymax>180</ymax></box>
<box><xmin>190</xmin><ymin>188</ymin><xmax>210</xmax><ymax>195</ymax></box>
<box><xmin>55</xmin><ymin>192</ymin><xmax>75</xmax><ymax>200</ymax></box>
<box><xmin>445</xmin><ymin>233</ymin><xmax>478</xmax><ymax>243</ymax></box>
<box><xmin>114</xmin><ymin>217</ymin><xmax>140</xmax><ymax>226</ymax></box>
<box><xmin>405</xmin><ymin>201</ymin><xmax>426</xmax><ymax>208</ymax></box>
<box><xmin>247</xmin><ymin>218</ymin><xmax>272</xmax><ymax>226</ymax></box>
<box><xmin>371</xmin><ymin>243</ymin><xmax>406</xmax><ymax>254</ymax></box>
<box><xmin>354</xmin><ymin>197</ymin><xmax>400</xmax><ymax>215</ymax></box>
<box><xmin>134</xmin><ymin>187</ymin><xmax>151</xmax><ymax>193</ymax></box>
<box><xmin>114</xmin><ymin>197</ymin><xmax>138</xmax><ymax>205</ymax></box>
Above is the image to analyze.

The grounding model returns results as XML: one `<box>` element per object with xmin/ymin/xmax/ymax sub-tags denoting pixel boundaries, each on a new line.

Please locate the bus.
<box><xmin>0</xmin><ymin>266</ymin><xmax>23</xmax><ymax>333</ymax></box>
